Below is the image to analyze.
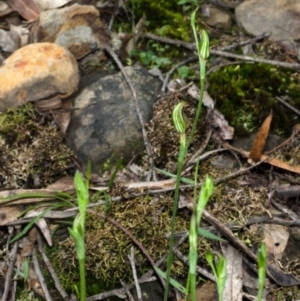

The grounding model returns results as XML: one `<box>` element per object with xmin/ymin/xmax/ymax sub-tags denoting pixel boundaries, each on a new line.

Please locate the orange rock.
<box><xmin>0</xmin><ymin>42</ymin><xmax>79</xmax><ymax>111</ymax></box>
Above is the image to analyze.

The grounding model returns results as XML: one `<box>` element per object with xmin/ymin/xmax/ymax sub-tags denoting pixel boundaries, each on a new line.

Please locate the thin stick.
<box><xmin>183</xmin><ymin>127</ymin><xmax>213</xmax><ymax>173</ymax></box>
<box><xmin>144</xmin><ymin>33</ymin><xmax>300</xmax><ymax>70</ymax></box>
<box><xmin>201</xmin><ymin>210</ymin><xmax>300</xmax><ymax>286</ymax></box>
<box><xmin>128</xmin><ymin>246</ymin><xmax>143</xmax><ymax>301</ymax></box>
<box><xmin>161</xmin><ymin>57</ymin><xmax>198</xmax><ymax>93</ymax></box>
<box><xmin>37</xmin><ymin>234</ymin><xmax>69</xmax><ymax>300</ymax></box>
<box><xmin>219</xmin><ymin>32</ymin><xmax>270</xmax><ymax>51</ymax></box>
<box><xmin>1</xmin><ymin>239</ymin><xmax>18</xmax><ymax>301</ymax></box>
<box><xmin>104</xmin><ymin>45</ymin><xmax>158</xmax><ymax>181</ymax></box>
<box><xmin>173</xmin><ymin>248</ymin><xmax>215</xmax><ymax>281</ymax></box>
<box><xmin>32</xmin><ymin>248</ymin><xmax>53</xmax><ymax>301</ymax></box>
<box><xmin>210</xmin><ymin>49</ymin><xmax>300</xmax><ymax>69</ymax></box>
<box><xmin>120</xmin><ymin>279</ymin><xmax>135</xmax><ymax>301</ymax></box>
<box><xmin>276</xmin><ymin>96</ymin><xmax>300</xmax><ymax>116</ymax></box>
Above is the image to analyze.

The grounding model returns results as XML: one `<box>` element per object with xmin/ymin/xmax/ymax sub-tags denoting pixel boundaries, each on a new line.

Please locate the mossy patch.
<box><xmin>128</xmin><ymin>0</ymin><xmax>191</xmax><ymax>41</ymax></box>
<box><xmin>207</xmin><ymin>63</ymin><xmax>300</xmax><ymax>137</ymax></box>
<box><xmin>0</xmin><ymin>104</ymin><xmax>73</xmax><ymax>189</ymax></box>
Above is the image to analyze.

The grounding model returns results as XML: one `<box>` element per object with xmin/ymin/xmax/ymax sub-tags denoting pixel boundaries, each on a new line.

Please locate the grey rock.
<box><xmin>66</xmin><ymin>64</ymin><xmax>161</xmax><ymax>172</ymax></box>
<box><xmin>203</xmin><ymin>5</ymin><xmax>232</xmax><ymax>30</ymax></box>
<box><xmin>232</xmin><ymin>133</ymin><xmax>285</xmax><ymax>152</ymax></box>
<box><xmin>235</xmin><ymin>0</ymin><xmax>300</xmax><ymax>42</ymax></box>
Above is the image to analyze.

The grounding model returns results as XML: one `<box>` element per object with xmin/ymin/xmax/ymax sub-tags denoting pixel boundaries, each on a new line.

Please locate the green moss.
<box><xmin>0</xmin><ymin>103</ymin><xmax>35</xmax><ymax>143</ymax></box>
<box><xmin>128</xmin><ymin>0</ymin><xmax>191</xmax><ymax>41</ymax></box>
<box><xmin>0</xmin><ymin>104</ymin><xmax>73</xmax><ymax>188</ymax></box>
<box><xmin>207</xmin><ymin>63</ymin><xmax>300</xmax><ymax>136</ymax></box>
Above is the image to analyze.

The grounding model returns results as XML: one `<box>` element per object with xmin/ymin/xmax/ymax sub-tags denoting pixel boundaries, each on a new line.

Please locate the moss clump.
<box><xmin>0</xmin><ymin>104</ymin><xmax>73</xmax><ymax>189</ymax></box>
<box><xmin>52</xmin><ymin>196</ymin><xmax>189</xmax><ymax>291</ymax></box>
<box><xmin>128</xmin><ymin>0</ymin><xmax>191</xmax><ymax>41</ymax></box>
<box><xmin>207</xmin><ymin>63</ymin><xmax>300</xmax><ymax>136</ymax></box>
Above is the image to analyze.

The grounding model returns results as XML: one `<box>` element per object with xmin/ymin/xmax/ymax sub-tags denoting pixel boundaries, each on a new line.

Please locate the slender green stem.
<box><xmin>79</xmin><ymin>257</ymin><xmax>86</xmax><ymax>301</ymax></box>
<box><xmin>164</xmin><ymin>143</ymin><xmax>187</xmax><ymax>301</ymax></box>
<box><xmin>190</xmin><ymin>269</ymin><xmax>196</xmax><ymax>301</ymax></box>
<box><xmin>164</xmin><ymin>10</ymin><xmax>210</xmax><ymax>301</ymax></box>
<box><xmin>187</xmin><ymin>60</ymin><xmax>206</xmax><ymax>149</ymax></box>
<box><xmin>257</xmin><ymin>243</ymin><xmax>267</xmax><ymax>301</ymax></box>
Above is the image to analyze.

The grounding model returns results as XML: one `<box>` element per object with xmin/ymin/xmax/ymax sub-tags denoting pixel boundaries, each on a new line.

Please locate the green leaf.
<box><xmin>205</xmin><ymin>250</ymin><xmax>215</xmax><ymax>272</ymax></box>
<box><xmin>109</xmin><ymin>158</ymin><xmax>123</xmax><ymax>189</ymax></box>
<box><xmin>257</xmin><ymin>242</ymin><xmax>267</xmax><ymax>267</ymax></box>
<box><xmin>198</xmin><ymin>227</ymin><xmax>226</xmax><ymax>241</ymax></box>
<box><xmin>154</xmin><ymin>267</ymin><xmax>187</xmax><ymax>294</ymax></box>
<box><xmin>196</xmin><ymin>176</ymin><xmax>214</xmax><ymax>225</ymax></box>
<box><xmin>178</xmin><ymin>66</ymin><xmax>190</xmax><ymax>79</ymax></box>
<box><xmin>74</xmin><ymin>171</ymin><xmax>89</xmax><ymax>228</ymax></box>
<box><xmin>257</xmin><ymin>242</ymin><xmax>267</xmax><ymax>301</ymax></box>
<box><xmin>155</xmin><ymin>168</ymin><xmax>194</xmax><ymax>184</ymax></box>
<box><xmin>68</xmin><ymin>228</ymin><xmax>85</xmax><ymax>260</ymax></box>
<box><xmin>23</xmin><ymin>258</ymin><xmax>29</xmax><ymax>282</ymax></box>
<box><xmin>9</xmin><ymin>206</ymin><xmax>57</xmax><ymax>244</ymax></box>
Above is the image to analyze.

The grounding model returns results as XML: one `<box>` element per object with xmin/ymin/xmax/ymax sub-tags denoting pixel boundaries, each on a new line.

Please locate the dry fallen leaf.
<box><xmin>124</xmin><ymin>14</ymin><xmax>146</xmax><ymax>56</ymax></box>
<box><xmin>0</xmin><ymin>206</ymin><xmax>22</xmax><ymax>226</ymax></box>
<box><xmin>8</xmin><ymin>0</ymin><xmax>41</xmax><ymax>22</ymax></box>
<box><xmin>0</xmin><ymin>1</ymin><xmax>13</xmax><ymax>17</ymax></box>
<box><xmin>178</xmin><ymin>280</ymin><xmax>217</xmax><ymax>301</ymax></box>
<box><xmin>249</xmin><ymin>112</ymin><xmax>273</xmax><ymax>163</ymax></box>
<box><xmin>35</xmin><ymin>218</ymin><xmax>52</xmax><ymax>246</ymax></box>
<box><xmin>51</xmin><ymin>99</ymin><xmax>72</xmax><ymax>134</ymax></box>
<box><xmin>224</xmin><ymin>143</ymin><xmax>300</xmax><ymax>175</ymax></box>
<box><xmin>33</xmin><ymin>0</ymin><xmax>72</xmax><ymax>10</ymax></box>
<box><xmin>188</xmin><ymin>86</ymin><xmax>234</xmax><ymax>140</ymax></box>
<box><xmin>222</xmin><ymin>244</ymin><xmax>243</xmax><ymax>301</ymax></box>
<box><xmin>261</xmin><ymin>224</ymin><xmax>289</xmax><ymax>262</ymax></box>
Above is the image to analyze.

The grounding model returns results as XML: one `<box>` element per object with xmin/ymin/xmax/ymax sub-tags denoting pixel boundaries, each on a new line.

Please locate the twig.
<box><xmin>32</xmin><ymin>248</ymin><xmax>53</xmax><ymax>301</ymax></box>
<box><xmin>206</xmin><ymin>61</ymin><xmax>250</xmax><ymax>75</ymax></box>
<box><xmin>87</xmin><ymin>276</ymin><xmax>157</xmax><ymax>301</ymax></box>
<box><xmin>201</xmin><ymin>209</ymin><xmax>300</xmax><ymax>285</ymax></box>
<box><xmin>37</xmin><ymin>234</ymin><xmax>69</xmax><ymax>300</ymax></box>
<box><xmin>246</xmin><ymin>216</ymin><xmax>300</xmax><ymax>227</ymax></box>
<box><xmin>219</xmin><ymin>32</ymin><xmax>270</xmax><ymax>51</ymax></box>
<box><xmin>206</xmin><ymin>0</ymin><xmax>241</xmax><ymax>9</ymax></box>
<box><xmin>270</xmin><ymin>198</ymin><xmax>299</xmax><ymax>220</ymax></box>
<box><xmin>120</xmin><ymin>279</ymin><xmax>135</xmax><ymax>301</ymax></box>
<box><xmin>1</xmin><ymin>238</ymin><xmax>18</xmax><ymax>301</ymax></box>
<box><xmin>161</xmin><ymin>57</ymin><xmax>198</xmax><ymax>93</ymax></box>
<box><xmin>265</xmin><ymin>124</ymin><xmax>300</xmax><ymax>155</ymax></box>
<box><xmin>202</xmin><ymin>209</ymin><xmax>259</xmax><ymax>261</ymax></box>
<box><xmin>242</xmin><ymin>292</ymin><xmax>265</xmax><ymax>301</ymax></box>
<box><xmin>108</xmin><ymin>15</ymin><xmax>115</xmax><ymax>31</ymax></box>
<box><xmin>128</xmin><ymin>246</ymin><xmax>142</xmax><ymax>301</ymax></box>
<box><xmin>183</xmin><ymin>128</ymin><xmax>213</xmax><ymax>173</ymax></box>
<box><xmin>275</xmin><ymin>185</ymin><xmax>300</xmax><ymax>199</ymax></box>
<box><xmin>210</xmin><ymin>49</ymin><xmax>300</xmax><ymax>69</ymax></box>
<box><xmin>104</xmin><ymin>45</ymin><xmax>158</xmax><ymax>181</ymax></box>
<box><xmin>144</xmin><ymin>33</ymin><xmax>194</xmax><ymax>50</ymax></box>
<box><xmin>276</xmin><ymin>96</ymin><xmax>300</xmax><ymax>117</ymax></box>
<box><xmin>173</xmin><ymin>248</ymin><xmax>215</xmax><ymax>281</ymax></box>
<box><xmin>144</xmin><ymin>33</ymin><xmax>300</xmax><ymax>70</ymax></box>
